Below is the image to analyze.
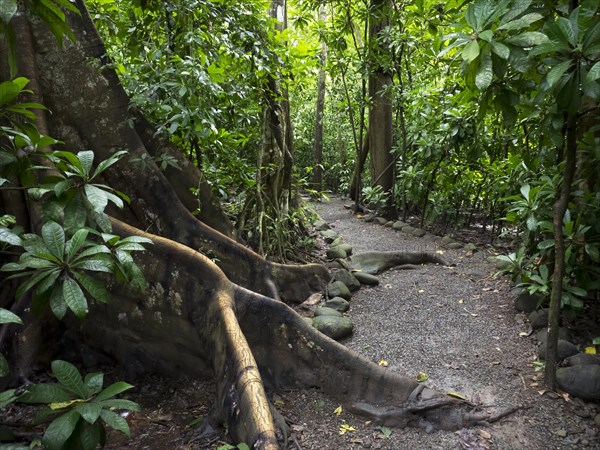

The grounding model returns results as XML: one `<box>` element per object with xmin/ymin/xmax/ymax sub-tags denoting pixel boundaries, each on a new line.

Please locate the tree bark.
<box><xmin>312</xmin><ymin>6</ymin><xmax>327</xmax><ymax>193</ymax></box>
<box><xmin>368</xmin><ymin>0</ymin><xmax>396</xmax><ymax>218</ymax></box>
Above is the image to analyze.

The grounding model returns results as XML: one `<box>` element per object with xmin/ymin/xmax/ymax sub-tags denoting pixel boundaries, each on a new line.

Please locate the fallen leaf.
<box><xmin>585</xmin><ymin>346</ymin><xmax>597</xmax><ymax>355</ymax></box>
<box><xmin>339</xmin><ymin>424</ymin><xmax>356</xmax><ymax>435</ymax></box>
<box><xmin>530</xmin><ymin>382</ymin><xmax>539</xmax><ymax>387</ymax></box>
<box><xmin>561</xmin><ymin>392</ymin><xmax>570</xmax><ymax>402</ymax></box>
<box><xmin>458</xmin><ymin>299</ymin><xmax>464</xmax><ymax>304</ymax></box>
<box><xmin>274</xmin><ymin>399</ymin><xmax>284</xmax><ymax>407</ymax></box>
<box><xmin>447</xmin><ymin>391</ymin><xmax>466</xmax><ymax>400</ymax></box>
<box><xmin>418</xmin><ymin>289</ymin><xmax>425</xmax><ymax>293</ymax></box>
<box><xmin>333</xmin><ymin>405</ymin><xmax>343</xmax><ymax>416</ymax></box>
<box><xmin>538</xmin><ymin>389</ymin><xmax>548</xmax><ymax>396</ymax></box>
<box><xmin>356</xmin><ymin>214</ymin><xmax>365</xmax><ymax>219</ymax></box>
<box><xmin>478</xmin><ymin>429</ymin><xmax>492</xmax><ymax>440</ymax></box>
<box><xmin>379</xmin><ymin>359</ymin><xmax>389</xmax><ymax>367</ymax></box>
<box><xmin>416</xmin><ymin>372</ymin><xmax>429</xmax><ymax>382</ymax></box>
<box><xmin>380</xmin><ymin>426</ymin><xmax>392</xmax><ymax>438</ymax></box>
<box><xmin>436</xmin><ymin>250</ymin><xmax>445</xmax><ymax>255</ymax></box>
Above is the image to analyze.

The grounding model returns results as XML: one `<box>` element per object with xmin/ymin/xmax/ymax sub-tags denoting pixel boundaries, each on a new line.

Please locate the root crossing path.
<box><xmin>279</xmin><ymin>197</ymin><xmax>596</xmax><ymax>449</ymax></box>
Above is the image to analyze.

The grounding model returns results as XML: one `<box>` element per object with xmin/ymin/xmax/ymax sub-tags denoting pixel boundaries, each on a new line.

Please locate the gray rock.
<box><xmin>402</xmin><ymin>226</ymin><xmax>416</xmax><ymax>234</ymax></box>
<box><xmin>324</xmin><ymin>297</ymin><xmax>350</xmax><ymax>312</ymax></box>
<box><xmin>464</xmin><ymin>243</ymin><xmax>477</xmax><ymax>252</ymax></box>
<box><xmin>384</xmin><ymin>221</ymin><xmax>394</xmax><ymax>227</ymax></box>
<box><xmin>412</xmin><ymin>228</ymin><xmax>426</xmax><ymax>238</ymax></box>
<box><xmin>538</xmin><ymin>339</ymin><xmax>578</xmax><ymax>360</ymax></box>
<box><xmin>313</xmin><ymin>219</ymin><xmax>330</xmax><ymax>231</ymax></box>
<box><xmin>312</xmin><ymin>316</ymin><xmax>353</xmax><ymax>340</ymax></box>
<box><xmin>326</xmin><ymin>281</ymin><xmax>351</xmax><ymax>300</ymax></box>
<box><xmin>529</xmin><ymin>309</ymin><xmax>549</xmax><ymax>329</ymax></box>
<box><xmin>330</xmin><ymin>237</ymin><xmax>344</xmax><ymax>247</ymax></box>
<box><xmin>375</xmin><ymin>217</ymin><xmax>388</xmax><ymax>225</ymax></box>
<box><xmin>314</xmin><ymin>306</ymin><xmax>343</xmax><ymax>317</ymax></box>
<box><xmin>515</xmin><ymin>290</ymin><xmax>544</xmax><ymax>313</ymax></box>
<box><xmin>320</xmin><ymin>229</ymin><xmax>338</xmax><ymax>243</ymax></box>
<box><xmin>392</xmin><ymin>221</ymin><xmax>407</xmax><ymax>230</ymax></box>
<box><xmin>441</xmin><ymin>235</ymin><xmax>455</xmax><ymax>244</ymax></box>
<box><xmin>364</xmin><ymin>214</ymin><xmax>376</xmax><ymax>223</ymax></box>
<box><xmin>333</xmin><ymin>270</ymin><xmax>361</xmax><ymax>292</ymax></box>
<box><xmin>343</xmin><ymin>202</ymin><xmax>354</xmax><ymax>209</ymax></box>
<box><xmin>338</xmin><ymin>243</ymin><xmax>353</xmax><ymax>256</ymax></box>
<box><xmin>326</xmin><ymin>247</ymin><xmax>347</xmax><ymax>260</ymax></box>
<box><xmin>557</xmin><ymin>365</ymin><xmax>600</xmax><ymax>401</ymax></box>
<box><xmin>352</xmin><ymin>271</ymin><xmax>380</xmax><ymax>286</ymax></box>
<box><xmin>447</xmin><ymin>242</ymin><xmax>463</xmax><ymax>249</ymax></box>
<box><xmin>565</xmin><ymin>353</ymin><xmax>600</xmax><ymax>367</ymax></box>
<box><xmin>536</xmin><ymin>327</ymin><xmax>572</xmax><ymax>345</ymax></box>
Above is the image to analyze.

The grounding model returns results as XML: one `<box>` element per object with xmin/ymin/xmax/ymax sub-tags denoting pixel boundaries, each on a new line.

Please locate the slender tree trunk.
<box><xmin>312</xmin><ymin>6</ymin><xmax>327</xmax><ymax>193</ymax></box>
<box><xmin>368</xmin><ymin>0</ymin><xmax>395</xmax><ymax>218</ymax></box>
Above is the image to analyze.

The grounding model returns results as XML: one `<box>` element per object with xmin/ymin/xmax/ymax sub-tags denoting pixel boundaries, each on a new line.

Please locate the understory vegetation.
<box><xmin>0</xmin><ymin>0</ymin><xmax>599</xmax><ymax>448</ymax></box>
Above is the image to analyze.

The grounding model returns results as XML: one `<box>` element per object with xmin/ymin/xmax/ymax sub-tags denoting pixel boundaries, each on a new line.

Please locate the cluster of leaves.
<box><xmin>0</xmin><ymin>361</ymin><xmax>139</xmax><ymax>450</ymax></box>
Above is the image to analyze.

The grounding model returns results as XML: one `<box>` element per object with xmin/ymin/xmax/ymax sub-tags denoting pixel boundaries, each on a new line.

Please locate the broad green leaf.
<box><xmin>462</xmin><ymin>40</ymin><xmax>480</xmax><ymax>62</ymax></box>
<box><xmin>499</xmin><ymin>0</ymin><xmax>531</xmax><ymax>26</ymax></box>
<box><xmin>585</xmin><ymin>243</ymin><xmax>599</xmax><ymax>261</ymax></box>
<box><xmin>95</xmin><ymin>381</ymin><xmax>134</xmax><ymax>402</ymax></box>
<box><xmin>63</xmin><ymin>278</ymin><xmax>88</xmax><ymax>319</ymax></box>
<box><xmin>35</xmin><ymin>268</ymin><xmax>62</xmax><ymax>294</ymax></box>
<box><xmin>547</xmin><ymin>60</ymin><xmax>572</xmax><ymax>88</ymax></box>
<box><xmin>42</xmin><ymin>409</ymin><xmax>80</xmax><ymax>450</ymax></box>
<box><xmin>42</xmin><ymin>221</ymin><xmax>65</xmax><ymax>259</ymax></box>
<box><xmin>84</xmin><ymin>372</ymin><xmax>104</xmax><ymax>396</ymax></box>
<box><xmin>557</xmin><ymin>15</ymin><xmax>577</xmax><ymax>47</ymax></box>
<box><xmin>73</xmin><ymin>244</ymin><xmax>111</xmax><ymax>261</ymax></box>
<box><xmin>0</xmin><ymin>227</ymin><xmax>22</xmax><ymax>246</ymax></box>
<box><xmin>72</xmin><ymin>259</ymin><xmax>112</xmax><ymax>273</ymax></box>
<box><xmin>77</xmin><ymin>150</ymin><xmax>94</xmax><ymax>177</ymax></box>
<box><xmin>79</xmin><ymin>421</ymin><xmax>105</xmax><ymax>450</ymax></box>
<box><xmin>91</xmin><ymin>150</ymin><xmax>127</xmax><ymax>179</ymax></box>
<box><xmin>98</xmin><ymin>399</ymin><xmax>141</xmax><ymax>412</ymax></box>
<box><xmin>84</xmin><ymin>184</ymin><xmax>108</xmax><ymax>213</ymax></box>
<box><xmin>538</xmin><ymin>239</ymin><xmax>555</xmax><ymax>250</ymax></box>
<box><xmin>100</xmin><ymin>409</ymin><xmax>131</xmax><ymax>437</ymax></box>
<box><xmin>75</xmin><ymin>402</ymin><xmax>103</xmax><ymax>424</ymax></box>
<box><xmin>0</xmin><ymin>0</ymin><xmax>17</xmax><ymax>25</ymax></box>
<box><xmin>569</xmin><ymin>286</ymin><xmax>587</xmax><ymax>297</ymax></box>
<box><xmin>74</xmin><ymin>272</ymin><xmax>110</xmax><ymax>303</ymax></box>
<box><xmin>0</xmin><ymin>307</ymin><xmax>23</xmax><ymax>325</ymax></box>
<box><xmin>53</xmin><ymin>179</ymin><xmax>73</xmax><ymax>198</ymax></box>
<box><xmin>117</xmin><ymin>236</ymin><xmax>153</xmax><ymax>246</ymax></box>
<box><xmin>52</xmin><ymin>360</ymin><xmax>88</xmax><ymax>398</ymax></box>
<box><xmin>50</xmin><ymin>283</ymin><xmax>68</xmax><ymax>319</ymax></box>
<box><xmin>53</xmin><ymin>151</ymin><xmax>83</xmax><ymax>173</ymax></box>
<box><xmin>505</xmin><ymin>32</ymin><xmax>549</xmax><ymax>47</ymax></box>
<box><xmin>497</xmin><ymin>13</ymin><xmax>543</xmax><ymax>32</ymax></box>
<box><xmin>476</xmin><ymin>48</ymin><xmax>493</xmax><ymax>89</ymax></box>
<box><xmin>0</xmin><ymin>388</ymin><xmax>17</xmax><ymax>408</ymax></box>
<box><xmin>15</xmin><ymin>267</ymin><xmax>60</xmax><ymax>300</ymax></box>
<box><xmin>66</xmin><ymin>228</ymin><xmax>90</xmax><ymax>260</ymax></box>
<box><xmin>520</xmin><ymin>184</ymin><xmax>531</xmax><ymax>200</ymax></box>
<box><xmin>17</xmin><ymin>383</ymin><xmax>73</xmax><ymax>404</ymax></box>
<box><xmin>587</xmin><ymin>61</ymin><xmax>600</xmax><ymax>83</ymax></box>
<box><xmin>478</xmin><ymin>30</ymin><xmax>493</xmax><ymax>42</ymax></box>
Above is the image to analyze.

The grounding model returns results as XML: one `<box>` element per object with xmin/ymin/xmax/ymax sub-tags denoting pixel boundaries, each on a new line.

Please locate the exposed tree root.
<box><xmin>350</xmin><ymin>251</ymin><xmax>449</xmax><ymax>274</ymax></box>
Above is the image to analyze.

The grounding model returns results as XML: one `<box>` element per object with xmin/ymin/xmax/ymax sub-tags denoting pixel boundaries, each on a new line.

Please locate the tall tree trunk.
<box><xmin>312</xmin><ymin>6</ymin><xmax>328</xmax><ymax>193</ymax></box>
<box><xmin>368</xmin><ymin>0</ymin><xmax>395</xmax><ymax>218</ymax></box>
<box><xmin>1</xmin><ymin>2</ymin><xmax>516</xmax><ymax>448</ymax></box>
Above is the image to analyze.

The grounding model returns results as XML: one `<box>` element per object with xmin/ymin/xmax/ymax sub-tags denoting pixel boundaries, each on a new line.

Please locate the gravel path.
<box><xmin>276</xmin><ymin>197</ymin><xmax>599</xmax><ymax>450</ymax></box>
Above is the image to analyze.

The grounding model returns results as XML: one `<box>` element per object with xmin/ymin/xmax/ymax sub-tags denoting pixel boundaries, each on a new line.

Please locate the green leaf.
<box><xmin>73</xmin><ymin>272</ymin><xmax>110</xmax><ymax>303</ymax></box>
<box><xmin>75</xmin><ymin>402</ymin><xmax>103</xmax><ymax>424</ymax></box>
<box><xmin>547</xmin><ymin>60</ymin><xmax>572</xmax><ymax>88</ymax></box>
<box><xmin>568</xmin><ymin>286</ymin><xmax>587</xmax><ymax>297</ymax></box>
<box><xmin>84</xmin><ymin>184</ymin><xmax>108</xmax><ymax>213</ymax></box>
<box><xmin>72</xmin><ymin>259</ymin><xmax>112</xmax><ymax>273</ymax></box>
<box><xmin>497</xmin><ymin>13</ymin><xmax>543</xmax><ymax>32</ymax></box>
<box><xmin>505</xmin><ymin>32</ymin><xmax>549</xmax><ymax>47</ymax></box>
<box><xmin>0</xmin><ymin>0</ymin><xmax>18</xmax><ymax>24</ymax></box>
<box><xmin>478</xmin><ymin>30</ymin><xmax>493</xmax><ymax>42</ymax></box>
<box><xmin>587</xmin><ymin>61</ymin><xmax>600</xmax><ymax>83</ymax></box>
<box><xmin>17</xmin><ymin>383</ymin><xmax>73</xmax><ymax>404</ymax></box>
<box><xmin>0</xmin><ymin>307</ymin><xmax>23</xmax><ymax>325</ymax></box>
<box><xmin>50</xmin><ymin>283</ymin><xmax>68</xmax><ymax>319</ymax></box>
<box><xmin>52</xmin><ymin>360</ymin><xmax>87</xmax><ymax>398</ymax></box>
<box><xmin>42</xmin><ymin>221</ymin><xmax>65</xmax><ymax>259</ymax></box>
<box><xmin>63</xmin><ymin>278</ymin><xmax>88</xmax><ymax>319</ymax></box>
<box><xmin>73</xmin><ymin>244</ymin><xmax>111</xmax><ymax>261</ymax></box>
<box><xmin>77</xmin><ymin>150</ymin><xmax>94</xmax><ymax>177</ymax></box>
<box><xmin>66</xmin><ymin>229</ymin><xmax>90</xmax><ymax>260</ymax></box>
<box><xmin>538</xmin><ymin>239</ymin><xmax>555</xmax><ymax>250</ymax></box>
<box><xmin>91</xmin><ymin>151</ymin><xmax>127</xmax><ymax>179</ymax></box>
<box><xmin>15</xmin><ymin>267</ymin><xmax>60</xmax><ymax>300</ymax></box>
<box><xmin>0</xmin><ymin>388</ymin><xmax>17</xmax><ymax>408</ymax></box>
<box><xmin>462</xmin><ymin>40</ymin><xmax>480</xmax><ymax>62</ymax></box>
<box><xmin>54</xmin><ymin>179</ymin><xmax>73</xmax><ymax>198</ymax></box>
<box><xmin>84</xmin><ymin>372</ymin><xmax>104</xmax><ymax>396</ymax></box>
<box><xmin>42</xmin><ymin>409</ymin><xmax>81</xmax><ymax>450</ymax></box>
<box><xmin>0</xmin><ymin>227</ymin><xmax>22</xmax><ymax>246</ymax></box>
<box><xmin>520</xmin><ymin>184</ymin><xmax>531</xmax><ymax>201</ymax></box>
<box><xmin>476</xmin><ymin>48</ymin><xmax>493</xmax><ymax>89</ymax></box>
<box><xmin>98</xmin><ymin>399</ymin><xmax>141</xmax><ymax>412</ymax></box>
<box><xmin>585</xmin><ymin>243</ymin><xmax>599</xmax><ymax>262</ymax></box>
<box><xmin>99</xmin><ymin>409</ymin><xmax>131</xmax><ymax>437</ymax></box>
<box><xmin>79</xmin><ymin>421</ymin><xmax>105</xmax><ymax>450</ymax></box>
<box><xmin>95</xmin><ymin>381</ymin><xmax>134</xmax><ymax>402</ymax></box>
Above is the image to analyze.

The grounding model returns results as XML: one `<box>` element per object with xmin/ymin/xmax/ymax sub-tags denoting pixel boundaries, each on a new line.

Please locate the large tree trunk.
<box><xmin>368</xmin><ymin>0</ymin><xmax>396</xmax><ymax>218</ymax></box>
<box><xmin>1</xmin><ymin>3</ymin><xmax>515</xmax><ymax>448</ymax></box>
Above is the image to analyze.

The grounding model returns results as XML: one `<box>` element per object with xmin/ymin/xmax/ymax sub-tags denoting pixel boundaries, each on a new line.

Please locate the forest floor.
<box><xmin>6</xmin><ymin>197</ymin><xmax>598</xmax><ymax>449</ymax></box>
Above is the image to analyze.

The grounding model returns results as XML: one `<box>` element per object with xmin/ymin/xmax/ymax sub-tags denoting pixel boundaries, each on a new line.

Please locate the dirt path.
<box><xmin>104</xmin><ymin>196</ymin><xmax>599</xmax><ymax>449</ymax></box>
<box><xmin>275</xmin><ymin>197</ymin><xmax>598</xmax><ymax>450</ymax></box>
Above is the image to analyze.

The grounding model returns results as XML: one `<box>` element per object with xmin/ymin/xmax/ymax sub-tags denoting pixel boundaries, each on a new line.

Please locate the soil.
<box><xmin>4</xmin><ymin>196</ymin><xmax>600</xmax><ymax>449</ymax></box>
